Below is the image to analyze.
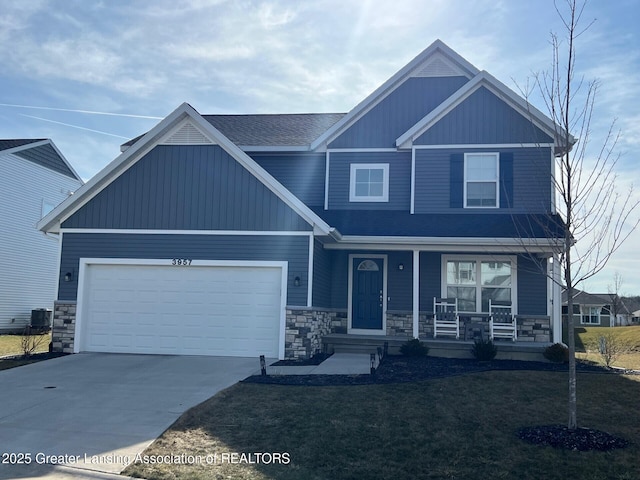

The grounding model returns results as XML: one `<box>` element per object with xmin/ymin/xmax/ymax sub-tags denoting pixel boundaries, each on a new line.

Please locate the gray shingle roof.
<box><xmin>203</xmin><ymin>113</ymin><xmax>345</xmax><ymax>147</ymax></box>
<box><xmin>0</xmin><ymin>139</ymin><xmax>46</xmax><ymax>151</ymax></box>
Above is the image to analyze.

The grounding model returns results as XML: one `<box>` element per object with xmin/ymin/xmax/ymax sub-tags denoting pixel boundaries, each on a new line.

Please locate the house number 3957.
<box><xmin>172</xmin><ymin>259</ymin><xmax>192</xmax><ymax>266</ymax></box>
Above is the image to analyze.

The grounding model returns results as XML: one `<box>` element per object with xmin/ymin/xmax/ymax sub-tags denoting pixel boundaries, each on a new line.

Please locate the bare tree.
<box><xmin>607</xmin><ymin>271</ymin><xmax>625</xmax><ymax>326</ymax></box>
<box><xmin>522</xmin><ymin>0</ymin><xmax>639</xmax><ymax>430</ymax></box>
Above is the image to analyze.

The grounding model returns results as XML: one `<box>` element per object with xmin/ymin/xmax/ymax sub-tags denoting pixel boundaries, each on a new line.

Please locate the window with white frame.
<box><xmin>443</xmin><ymin>256</ymin><xmax>515</xmax><ymax>312</ymax></box>
<box><xmin>349</xmin><ymin>163</ymin><xmax>389</xmax><ymax>202</ymax></box>
<box><xmin>41</xmin><ymin>200</ymin><xmax>56</xmax><ymax>218</ymax></box>
<box><xmin>464</xmin><ymin>153</ymin><xmax>499</xmax><ymax>207</ymax></box>
<box><xmin>580</xmin><ymin>306</ymin><xmax>601</xmax><ymax>325</ymax></box>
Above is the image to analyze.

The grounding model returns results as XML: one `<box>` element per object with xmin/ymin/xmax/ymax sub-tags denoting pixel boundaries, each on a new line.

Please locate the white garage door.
<box><xmin>79</xmin><ymin>263</ymin><xmax>283</xmax><ymax>357</ymax></box>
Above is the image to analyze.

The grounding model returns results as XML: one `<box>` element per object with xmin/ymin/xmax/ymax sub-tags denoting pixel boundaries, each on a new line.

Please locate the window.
<box><xmin>443</xmin><ymin>256</ymin><xmax>515</xmax><ymax>312</ymax></box>
<box><xmin>349</xmin><ymin>164</ymin><xmax>389</xmax><ymax>202</ymax></box>
<box><xmin>581</xmin><ymin>306</ymin><xmax>601</xmax><ymax>325</ymax></box>
<box><xmin>41</xmin><ymin>200</ymin><xmax>56</xmax><ymax>218</ymax></box>
<box><xmin>464</xmin><ymin>153</ymin><xmax>499</xmax><ymax>207</ymax></box>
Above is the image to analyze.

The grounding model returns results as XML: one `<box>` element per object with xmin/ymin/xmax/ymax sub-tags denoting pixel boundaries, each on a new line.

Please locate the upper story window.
<box><xmin>41</xmin><ymin>200</ymin><xmax>56</xmax><ymax>218</ymax></box>
<box><xmin>464</xmin><ymin>153</ymin><xmax>499</xmax><ymax>208</ymax></box>
<box><xmin>349</xmin><ymin>163</ymin><xmax>389</xmax><ymax>202</ymax></box>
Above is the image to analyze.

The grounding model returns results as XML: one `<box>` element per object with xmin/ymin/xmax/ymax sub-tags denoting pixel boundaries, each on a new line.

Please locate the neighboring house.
<box><xmin>562</xmin><ymin>289</ymin><xmax>632</xmax><ymax>327</ymax></box>
<box><xmin>39</xmin><ymin>40</ymin><xmax>568</xmax><ymax>359</ymax></box>
<box><xmin>1</xmin><ymin>139</ymin><xmax>83</xmax><ymax>332</ymax></box>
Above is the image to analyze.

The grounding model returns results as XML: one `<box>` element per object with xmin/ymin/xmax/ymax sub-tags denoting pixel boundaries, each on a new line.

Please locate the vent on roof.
<box><xmin>412</xmin><ymin>55</ymin><xmax>464</xmax><ymax>78</ymax></box>
<box><xmin>162</xmin><ymin>121</ymin><xmax>214</xmax><ymax>145</ymax></box>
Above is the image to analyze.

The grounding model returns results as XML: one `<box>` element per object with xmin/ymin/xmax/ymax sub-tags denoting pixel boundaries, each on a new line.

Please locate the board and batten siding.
<box><xmin>312</xmin><ymin>239</ymin><xmax>332</xmax><ymax>308</ymax></box>
<box><xmin>62</xmin><ymin>145</ymin><xmax>312</xmax><ymax>231</ymax></box>
<box><xmin>329</xmin><ymin>76</ymin><xmax>469</xmax><ymax>148</ymax></box>
<box><xmin>414</xmin><ymin>147</ymin><xmax>552</xmax><ymax>214</ymax></box>
<box><xmin>328</xmin><ymin>151</ymin><xmax>411</xmax><ymax>210</ymax></box>
<box><xmin>517</xmin><ymin>255</ymin><xmax>548</xmax><ymax>315</ymax></box>
<box><xmin>251</xmin><ymin>153</ymin><xmax>325</xmax><ymax>207</ymax></box>
<box><xmin>0</xmin><ymin>152</ymin><xmax>81</xmax><ymax>330</ymax></box>
<box><xmin>58</xmin><ymin>233</ymin><xmax>310</xmax><ymax>306</ymax></box>
<box><xmin>415</xmin><ymin>86</ymin><xmax>554</xmax><ymax>145</ymax></box>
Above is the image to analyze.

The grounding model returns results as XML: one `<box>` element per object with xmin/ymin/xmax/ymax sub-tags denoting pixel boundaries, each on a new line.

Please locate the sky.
<box><xmin>1</xmin><ymin>0</ymin><xmax>639</xmax><ymax>295</ymax></box>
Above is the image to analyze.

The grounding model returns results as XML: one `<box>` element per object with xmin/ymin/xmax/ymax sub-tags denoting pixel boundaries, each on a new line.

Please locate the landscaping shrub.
<box><xmin>595</xmin><ymin>333</ymin><xmax>632</xmax><ymax>368</ymax></box>
<box><xmin>543</xmin><ymin>343</ymin><xmax>569</xmax><ymax>363</ymax></box>
<box><xmin>471</xmin><ymin>339</ymin><xmax>497</xmax><ymax>361</ymax></box>
<box><xmin>400</xmin><ymin>338</ymin><xmax>429</xmax><ymax>357</ymax></box>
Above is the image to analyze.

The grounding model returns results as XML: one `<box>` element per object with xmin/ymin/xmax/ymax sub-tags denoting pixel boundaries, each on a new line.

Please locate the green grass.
<box><xmin>0</xmin><ymin>332</ymin><xmax>51</xmax><ymax>357</ymax></box>
<box><xmin>124</xmin><ymin>371</ymin><xmax>640</xmax><ymax>480</ymax></box>
<box><xmin>574</xmin><ymin>325</ymin><xmax>640</xmax><ymax>370</ymax></box>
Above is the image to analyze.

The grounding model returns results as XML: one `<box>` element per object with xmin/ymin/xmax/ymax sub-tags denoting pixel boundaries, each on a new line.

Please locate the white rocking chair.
<box><xmin>489</xmin><ymin>300</ymin><xmax>517</xmax><ymax>341</ymax></box>
<box><xmin>433</xmin><ymin>297</ymin><xmax>460</xmax><ymax>339</ymax></box>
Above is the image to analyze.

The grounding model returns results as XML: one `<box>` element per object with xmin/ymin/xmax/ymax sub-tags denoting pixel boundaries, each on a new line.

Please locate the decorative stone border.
<box><xmin>52</xmin><ymin>301</ymin><xmax>76</xmax><ymax>354</ymax></box>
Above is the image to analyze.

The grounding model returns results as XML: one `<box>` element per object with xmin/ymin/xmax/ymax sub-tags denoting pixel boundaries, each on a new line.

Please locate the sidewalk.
<box><xmin>266</xmin><ymin>353</ymin><xmax>376</xmax><ymax>375</ymax></box>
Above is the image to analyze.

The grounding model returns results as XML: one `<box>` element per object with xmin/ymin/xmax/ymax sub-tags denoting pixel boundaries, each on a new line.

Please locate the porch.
<box><xmin>322</xmin><ymin>333</ymin><xmax>549</xmax><ymax>362</ymax></box>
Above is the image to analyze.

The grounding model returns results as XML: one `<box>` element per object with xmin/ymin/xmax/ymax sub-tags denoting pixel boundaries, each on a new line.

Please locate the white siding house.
<box><xmin>0</xmin><ymin>140</ymin><xmax>82</xmax><ymax>332</ymax></box>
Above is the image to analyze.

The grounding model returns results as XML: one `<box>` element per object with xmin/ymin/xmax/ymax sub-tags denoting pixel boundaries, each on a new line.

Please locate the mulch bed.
<box><xmin>242</xmin><ymin>355</ymin><xmax>618</xmax><ymax>386</ymax></box>
<box><xmin>271</xmin><ymin>352</ymin><xmax>332</xmax><ymax>366</ymax></box>
<box><xmin>517</xmin><ymin>425</ymin><xmax>629</xmax><ymax>451</ymax></box>
<box><xmin>0</xmin><ymin>352</ymin><xmax>67</xmax><ymax>371</ymax></box>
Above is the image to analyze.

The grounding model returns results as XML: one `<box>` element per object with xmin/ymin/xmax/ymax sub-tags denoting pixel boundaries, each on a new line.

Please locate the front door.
<box><xmin>351</xmin><ymin>258</ymin><xmax>384</xmax><ymax>331</ymax></box>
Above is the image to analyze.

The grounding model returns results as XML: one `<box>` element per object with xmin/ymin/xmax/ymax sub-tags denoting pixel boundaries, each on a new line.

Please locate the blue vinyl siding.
<box><xmin>517</xmin><ymin>255</ymin><xmax>548</xmax><ymax>315</ymax></box>
<box><xmin>58</xmin><ymin>233</ymin><xmax>309</xmax><ymax>305</ymax></box>
<box><xmin>416</xmin><ymin>86</ymin><xmax>554</xmax><ymax>145</ymax></box>
<box><xmin>329</xmin><ymin>76</ymin><xmax>469</xmax><ymax>148</ymax></box>
<box><xmin>329</xmin><ymin>251</ymin><xmax>349</xmax><ymax>309</ymax></box>
<box><xmin>387</xmin><ymin>251</ymin><xmax>413</xmax><ymax>311</ymax></box>
<box><xmin>328</xmin><ymin>151</ymin><xmax>411</xmax><ymax>210</ymax></box>
<box><xmin>312</xmin><ymin>239</ymin><xmax>332</xmax><ymax>308</ymax></box>
<box><xmin>419</xmin><ymin>252</ymin><xmax>441</xmax><ymax>311</ymax></box>
<box><xmin>414</xmin><ymin>147</ymin><xmax>551</xmax><ymax>214</ymax></box>
<box><xmin>251</xmin><ymin>152</ymin><xmax>325</xmax><ymax>207</ymax></box>
<box><xmin>14</xmin><ymin>143</ymin><xmax>79</xmax><ymax>180</ymax></box>
<box><xmin>62</xmin><ymin>145</ymin><xmax>311</xmax><ymax>231</ymax></box>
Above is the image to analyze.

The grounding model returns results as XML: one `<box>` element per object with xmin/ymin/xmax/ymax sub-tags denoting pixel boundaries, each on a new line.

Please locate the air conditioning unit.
<box><xmin>30</xmin><ymin>309</ymin><xmax>52</xmax><ymax>331</ymax></box>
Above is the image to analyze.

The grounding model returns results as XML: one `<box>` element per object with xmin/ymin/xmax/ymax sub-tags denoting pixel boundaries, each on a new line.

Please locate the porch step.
<box><xmin>323</xmin><ymin>334</ymin><xmax>548</xmax><ymax>362</ymax></box>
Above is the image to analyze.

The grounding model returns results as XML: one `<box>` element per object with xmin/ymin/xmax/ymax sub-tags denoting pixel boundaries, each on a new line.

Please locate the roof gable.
<box><xmin>310</xmin><ymin>40</ymin><xmax>480</xmax><ymax>150</ymax></box>
<box><xmin>1</xmin><ymin>139</ymin><xmax>82</xmax><ymax>181</ymax></box>
<box><xmin>38</xmin><ymin>103</ymin><xmax>332</xmax><ymax>235</ymax></box>
<box><xmin>397</xmin><ymin>71</ymin><xmax>572</xmax><ymax>149</ymax></box>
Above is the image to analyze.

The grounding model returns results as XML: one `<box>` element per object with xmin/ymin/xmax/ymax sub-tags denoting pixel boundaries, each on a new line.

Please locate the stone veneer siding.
<box><xmin>418</xmin><ymin>313</ymin><xmax>551</xmax><ymax>342</ymax></box>
<box><xmin>52</xmin><ymin>301</ymin><xmax>77</xmax><ymax>354</ymax></box>
<box><xmin>386</xmin><ymin>311</ymin><xmax>413</xmax><ymax>337</ymax></box>
<box><xmin>285</xmin><ymin>308</ymin><xmax>347</xmax><ymax>359</ymax></box>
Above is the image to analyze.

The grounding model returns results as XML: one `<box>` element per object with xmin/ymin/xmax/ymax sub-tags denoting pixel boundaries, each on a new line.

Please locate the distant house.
<box><xmin>562</xmin><ymin>289</ymin><xmax>632</xmax><ymax>327</ymax></box>
<box><xmin>0</xmin><ymin>139</ymin><xmax>83</xmax><ymax>332</ymax></box>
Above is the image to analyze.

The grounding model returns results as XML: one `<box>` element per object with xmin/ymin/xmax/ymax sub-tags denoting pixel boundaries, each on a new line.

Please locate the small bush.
<box><xmin>595</xmin><ymin>333</ymin><xmax>632</xmax><ymax>368</ymax></box>
<box><xmin>544</xmin><ymin>343</ymin><xmax>569</xmax><ymax>363</ymax></box>
<box><xmin>400</xmin><ymin>339</ymin><xmax>429</xmax><ymax>357</ymax></box>
<box><xmin>20</xmin><ymin>326</ymin><xmax>48</xmax><ymax>358</ymax></box>
<box><xmin>471</xmin><ymin>339</ymin><xmax>497</xmax><ymax>361</ymax></box>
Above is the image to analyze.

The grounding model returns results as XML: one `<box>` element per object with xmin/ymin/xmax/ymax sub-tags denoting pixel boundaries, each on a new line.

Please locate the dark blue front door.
<box><xmin>352</xmin><ymin>258</ymin><xmax>383</xmax><ymax>330</ymax></box>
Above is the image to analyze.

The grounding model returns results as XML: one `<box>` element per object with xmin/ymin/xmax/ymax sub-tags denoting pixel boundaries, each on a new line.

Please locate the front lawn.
<box><xmin>0</xmin><ymin>332</ymin><xmax>52</xmax><ymax>371</ymax></box>
<box><xmin>124</xmin><ymin>370</ymin><xmax>640</xmax><ymax>480</ymax></box>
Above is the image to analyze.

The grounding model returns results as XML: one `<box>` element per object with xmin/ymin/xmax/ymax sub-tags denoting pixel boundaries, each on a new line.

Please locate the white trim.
<box><xmin>349</xmin><ymin>163</ymin><xmax>390</xmax><ymax>202</ymax></box>
<box><xmin>239</xmin><ymin>145</ymin><xmax>310</xmax><ymax>152</ymax></box>
<box><xmin>59</xmin><ymin>228</ymin><xmax>313</xmax><ymax>236</ymax></box>
<box><xmin>441</xmin><ymin>254</ymin><xmax>518</xmax><ymax>314</ymax></box>
<box><xmin>75</xmin><ymin>258</ymin><xmax>288</xmax><ymax>358</ymax></box>
<box><xmin>347</xmin><ymin>254</ymin><xmax>388</xmax><ymax>335</ymax></box>
<box><xmin>54</xmin><ymin>231</ymin><xmax>63</xmax><ymax>301</ymax></box>
<box><xmin>307</xmin><ymin>235</ymin><xmax>314</xmax><ymax>307</ymax></box>
<box><xmin>323</xmin><ymin>235</ymin><xmax>561</xmax><ymax>248</ymax></box>
<box><xmin>325</xmin><ymin>243</ymin><xmax>557</xmax><ymax>254</ymax></box>
<box><xmin>327</xmin><ymin>148</ymin><xmax>398</xmax><ymax>153</ymax></box>
<box><xmin>464</xmin><ymin>152</ymin><xmax>500</xmax><ymax>209</ymax></box>
<box><xmin>552</xmin><ymin>256</ymin><xmax>562</xmax><ymax>342</ymax></box>
<box><xmin>311</xmin><ymin>40</ymin><xmax>479</xmax><ymax>150</ymax></box>
<box><xmin>324</xmin><ymin>151</ymin><xmax>330</xmax><ymax>210</ymax></box>
<box><xmin>413</xmin><ymin>143</ymin><xmax>554</xmax><ymax>150</ymax></box>
<box><xmin>412</xmin><ymin>250</ymin><xmax>420</xmax><ymax>338</ymax></box>
<box><xmin>550</xmin><ymin>147</ymin><xmax>557</xmax><ymax>214</ymax></box>
<box><xmin>410</xmin><ymin>148</ymin><xmax>416</xmax><ymax>214</ymax></box>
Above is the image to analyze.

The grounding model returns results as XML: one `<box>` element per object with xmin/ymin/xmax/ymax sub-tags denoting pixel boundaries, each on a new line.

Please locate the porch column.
<box><xmin>551</xmin><ymin>255</ymin><xmax>562</xmax><ymax>342</ymax></box>
<box><xmin>413</xmin><ymin>249</ymin><xmax>420</xmax><ymax>338</ymax></box>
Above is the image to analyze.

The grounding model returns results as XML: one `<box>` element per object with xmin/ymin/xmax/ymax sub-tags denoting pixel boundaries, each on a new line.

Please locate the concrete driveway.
<box><xmin>0</xmin><ymin>353</ymin><xmax>261</xmax><ymax>479</ymax></box>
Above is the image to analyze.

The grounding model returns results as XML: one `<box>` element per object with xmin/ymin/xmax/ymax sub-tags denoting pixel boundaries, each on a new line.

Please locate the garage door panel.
<box><xmin>80</xmin><ymin>264</ymin><xmax>282</xmax><ymax>357</ymax></box>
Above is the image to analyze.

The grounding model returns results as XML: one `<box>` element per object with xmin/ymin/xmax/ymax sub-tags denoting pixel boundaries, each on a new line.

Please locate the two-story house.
<box><xmin>1</xmin><ymin>139</ymin><xmax>83</xmax><ymax>332</ymax></box>
<box><xmin>38</xmin><ymin>40</ymin><xmax>565</xmax><ymax>359</ymax></box>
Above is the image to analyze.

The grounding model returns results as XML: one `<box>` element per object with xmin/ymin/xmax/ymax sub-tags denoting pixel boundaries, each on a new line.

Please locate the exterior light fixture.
<box><xmin>64</xmin><ymin>272</ymin><xmax>73</xmax><ymax>282</ymax></box>
<box><xmin>398</xmin><ymin>263</ymin><xmax>404</xmax><ymax>271</ymax></box>
<box><xmin>294</xmin><ymin>276</ymin><xmax>301</xmax><ymax>287</ymax></box>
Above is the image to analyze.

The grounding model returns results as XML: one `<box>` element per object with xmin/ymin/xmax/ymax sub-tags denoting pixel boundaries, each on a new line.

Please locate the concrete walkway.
<box><xmin>266</xmin><ymin>353</ymin><xmax>375</xmax><ymax>375</ymax></box>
